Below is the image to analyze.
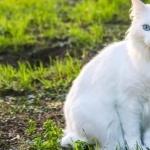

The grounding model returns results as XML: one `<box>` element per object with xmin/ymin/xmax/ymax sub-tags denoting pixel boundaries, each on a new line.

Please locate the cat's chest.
<box><xmin>140</xmin><ymin>80</ymin><xmax>150</xmax><ymax>100</ymax></box>
<box><xmin>131</xmin><ymin>79</ymin><xmax>150</xmax><ymax>101</ymax></box>
<box><xmin>123</xmin><ymin>73</ymin><xmax>150</xmax><ymax>102</ymax></box>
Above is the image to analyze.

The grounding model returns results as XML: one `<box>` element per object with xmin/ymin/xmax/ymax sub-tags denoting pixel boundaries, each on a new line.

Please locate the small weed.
<box><xmin>29</xmin><ymin>120</ymin><xmax>63</xmax><ymax>150</ymax></box>
<box><xmin>73</xmin><ymin>140</ymin><xmax>95</xmax><ymax>150</ymax></box>
<box><xmin>26</xmin><ymin>119</ymin><xmax>36</xmax><ymax>135</ymax></box>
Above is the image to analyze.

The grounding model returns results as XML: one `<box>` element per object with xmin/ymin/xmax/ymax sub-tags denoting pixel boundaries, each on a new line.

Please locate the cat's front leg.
<box><xmin>117</xmin><ymin>97</ymin><xmax>146</xmax><ymax>150</ymax></box>
<box><xmin>143</xmin><ymin>128</ymin><xmax>150</xmax><ymax>149</ymax></box>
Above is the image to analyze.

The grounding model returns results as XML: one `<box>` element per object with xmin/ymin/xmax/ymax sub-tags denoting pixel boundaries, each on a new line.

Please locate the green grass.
<box><xmin>0</xmin><ymin>54</ymin><xmax>82</xmax><ymax>93</ymax></box>
<box><xmin>0</xmin><ymin>0</ymin><xmax>132</xmax><ymax>51</ymax></box>
<box><xmin>1</xmin><ymin>0</ymin><xmax>150</xmax><ymax>52</ymax></box>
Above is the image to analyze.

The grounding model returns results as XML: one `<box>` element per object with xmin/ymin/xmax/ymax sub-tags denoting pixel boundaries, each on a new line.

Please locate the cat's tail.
<box><xmin>61</xmin><ymin>130</ymin><xmax>88</xmax><ymax>147</ymax></box>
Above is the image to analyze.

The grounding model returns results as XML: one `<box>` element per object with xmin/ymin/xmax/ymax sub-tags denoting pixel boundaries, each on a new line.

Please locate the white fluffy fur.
<box><xmin>61</xmin><ymin>0</ymin><xmax>150</xmax><ymax>149</ymax></box>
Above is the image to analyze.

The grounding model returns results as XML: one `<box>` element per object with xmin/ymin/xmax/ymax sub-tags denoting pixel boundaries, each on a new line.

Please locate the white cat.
<box><xmin>61</xmin><ymin>0</ymin><xmax>150</xmax><ymax>149</ymax></box>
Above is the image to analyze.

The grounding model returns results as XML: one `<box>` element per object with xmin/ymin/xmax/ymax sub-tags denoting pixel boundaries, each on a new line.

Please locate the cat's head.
<box><xmin>127</xmin><ymin>0</ymin><xmax>150</xmax><ymax>48</ymax></box>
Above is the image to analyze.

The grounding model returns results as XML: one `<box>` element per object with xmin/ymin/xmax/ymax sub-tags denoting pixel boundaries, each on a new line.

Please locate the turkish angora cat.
<box><xmin>61</xmin><ymin>0</ymin><xmax>150</xmax><ymax>149</ymax></box>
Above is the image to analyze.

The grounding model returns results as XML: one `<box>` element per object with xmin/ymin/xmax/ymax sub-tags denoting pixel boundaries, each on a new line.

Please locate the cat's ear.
<box><xmin>131</xmin><ymin>0</ymin><xmax>146</xmax><ymax>18</ymax></box>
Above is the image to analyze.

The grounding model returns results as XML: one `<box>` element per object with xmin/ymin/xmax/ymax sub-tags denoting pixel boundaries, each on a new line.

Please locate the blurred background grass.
<box><xmin>0</xmin><ymin>0</ymin><xmax>135</xmax><ymax>52</ymax></box>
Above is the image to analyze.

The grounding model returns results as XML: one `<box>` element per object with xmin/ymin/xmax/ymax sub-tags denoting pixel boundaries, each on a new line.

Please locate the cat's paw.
<box><xmin>143</xmin><ymin>138</ymin><xmax>150</xmax><ymax>149</ymax></box>
<box><xmin>142</xmin><ymin>129</ymin><xmax>150</xmax><ymax>149</ymax></box>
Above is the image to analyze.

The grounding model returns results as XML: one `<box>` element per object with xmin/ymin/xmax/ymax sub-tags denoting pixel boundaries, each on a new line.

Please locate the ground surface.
<box><xmin>0</xmin><ymin>67</ymin><xmax>65</xmax><ymax>150</ymax></box>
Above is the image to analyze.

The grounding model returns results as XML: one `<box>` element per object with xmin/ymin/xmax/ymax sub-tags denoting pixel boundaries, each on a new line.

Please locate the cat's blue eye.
<box><xmin>143</xmin><ymin>24</ymin><xmax>150</xmax><ymax>31</ymax></box>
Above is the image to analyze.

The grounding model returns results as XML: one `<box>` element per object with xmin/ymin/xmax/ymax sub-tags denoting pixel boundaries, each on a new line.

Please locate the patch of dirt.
<box><xmin>0</xmin><ymin>97</ymin><xmax>65</xmax><ymax>150</ymax></box>
<box><xmin>0</xmin><ymin>41</ymin><xmax>68</xmax><ymax>67</ymax></box>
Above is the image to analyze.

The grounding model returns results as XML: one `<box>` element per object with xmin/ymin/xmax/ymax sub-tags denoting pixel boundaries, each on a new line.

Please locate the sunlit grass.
<box><xmin>0</xmin><ymin>0</ymin><xmax>134</xmax><ymax>52</ymax></box>
<box><xmin>0</xmin><ymin>54</ymin><xmax>82</xmax><ymax>93</ymax></box>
